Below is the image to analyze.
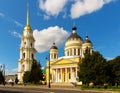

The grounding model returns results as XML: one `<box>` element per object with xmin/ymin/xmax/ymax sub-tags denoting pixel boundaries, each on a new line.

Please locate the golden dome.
<box><xmin>67</xmin><ymin>26</ymin><xmax>83</xmax><ymax>42</ymax></box>
<box><xmin>24</xmin><ymin>25</ymin><xmax>32</xmax><ymax>30</ymax></box>
<box><xmin>65</xmin><ymin>26</ymin><xmax>83</xmax><ymax>48</ymax></box>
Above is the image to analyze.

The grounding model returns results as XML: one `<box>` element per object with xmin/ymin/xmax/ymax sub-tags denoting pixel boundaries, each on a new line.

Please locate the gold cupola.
<box><xmin>82</xmin><ymin>35</ymin><xmax>93</xmax><ymax>56</ymax></box>
<box><xmin>64</xmin><ymin>26</ymin><xmax>83</xmax><ymax>57</ymax></box>
<box><xmin>82</xmin><ymin>35</ymin><xmax>92</xmax><ymax>49</ymax></box>
<box><xmin>50</xmin><ymin>43</ymin><xmax>58</xmax><ymax>61</ymax></box>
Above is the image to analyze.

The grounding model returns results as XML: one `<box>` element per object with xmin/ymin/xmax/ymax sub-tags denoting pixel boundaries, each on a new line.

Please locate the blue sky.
<box><xmin>0</xmin><ymin>0</ymin><xmax>120</xmax><ymax>75</ymax></box>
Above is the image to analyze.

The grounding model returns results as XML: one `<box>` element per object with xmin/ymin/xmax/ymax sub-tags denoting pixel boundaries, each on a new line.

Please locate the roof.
<box><xmin>84</xmin><ymin>36</ymin><xmax>92</xmax><ymax>43</ymax></box>
<box><xmin>67</xmin><ymin>26</ymin><xmax>83</xmax><ymax>41</ymax></box>
<box><xmin>50</xmin><ymin>43</ymin><xmax>58</xmax><ymax>49</ymax></box>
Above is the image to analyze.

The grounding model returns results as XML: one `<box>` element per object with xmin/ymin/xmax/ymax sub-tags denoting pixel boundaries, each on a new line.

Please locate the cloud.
<box><xmin>0</xmin><ymin>12</ymin><xmax>23</xmax><ymax>27</ymax></box>
<box><xmin>43</xmin><ymin>14</ymin><xmax>50</xmax><ymax>20</ymax></box>
<box><xmin>5</xmin><ymin>68</ymin><xmax>18</xmax><ymax>75</ymax></box>
<box><xmin>38</xmin><ymin>0</ymin><xmax>114</xmax><ymax>19</ymax></box>
<box><xmin>70</xmin><ymin>0</ymin><xmax>113</xmax><ymax>19</ymax></box>
<box><xmin>105</xmin><ymin>57</ymin><xmax>113</xmax><ymax>60</ymax></box>
<box><xmin>14</xmin><ymin>20</ymin><xmax>23</xmax><ymax>27</ymax></box>
<box><xmin>11</xmin><ymin>31</ymin><xmax>21</xmax><ymax>38</ymax></box>
<box><xmin>38</xmin><ymin>0</ymin><xmax>68</xmax><ymax>16</ymax></box>
<box><xmin>8</xmin><ymin>17</ymin><xmax>23</xmax><ymax>27</ymax></box>
<box><xmin>33</xmin><ymin>26</ymin><xmax>69</xmax><ymax>53</ymax></box>
<box><xmin>0</xmin><ymin>12</ymin><xmax>5</xmax><ymax>17</ymax></box>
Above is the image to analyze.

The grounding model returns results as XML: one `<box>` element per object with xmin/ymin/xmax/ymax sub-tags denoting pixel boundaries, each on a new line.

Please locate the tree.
<box><xmin>23</xmin><ymin>60</ymin><xmax>43</xmax><ymax>84</ymax></box>
<box><xmin>30</xmin><ymin>60</ymin><xmax>43</xmax><ymax>84</ymax></box>
<box><xmin>23</xmin><ymin>71</ymin><xmax>31</xmax><ymax>83</ymax></box>
<box><xmin>15</xmin><ymin>76</ymin><xmax>19</xmax><ymax>84</ymax></box>
<box><xmin>0</xmin><ymin>71</ymin><xmax>4</xmax><ymax>84</ymax></box>
<box><xmin>78</xmin><ymin>51</ymin><xmax>107</xmax><ymax>85</ymax></box>
<box><xmin>108</xmin><ymin>56</ymin><xmax>120</xmax><ymax>85</ymax></box>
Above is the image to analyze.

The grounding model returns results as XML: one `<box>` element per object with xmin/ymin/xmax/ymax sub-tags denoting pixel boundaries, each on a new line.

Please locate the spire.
<box><xmin>72</xmin><ymin>22</ymin><xmax>77</xmax><ymax>34</ymax></box>
<box><xmin>26</xmin><ymin>3</ymin><xmax>30</xmax><ymax>26</ymax></box>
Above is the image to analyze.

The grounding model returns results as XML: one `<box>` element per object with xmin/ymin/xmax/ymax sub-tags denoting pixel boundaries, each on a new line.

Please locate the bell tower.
<box><xmin>18</xmin><ymin>6</ymin><xmax>36</xmax><ymax>83</ymax></box>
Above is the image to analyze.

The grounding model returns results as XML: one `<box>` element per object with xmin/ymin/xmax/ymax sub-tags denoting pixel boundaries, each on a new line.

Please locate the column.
<box><xmin>76</xmin><ymin>48</ymin><xmax>78</xmax><ymax>56</ymax></box>
<box><xmin>60</xmin><ymin>68</ymin><xmax>62</xmax><ymax>82</ymax></box>
<box><xmin>72</xmin><ymin>48</ymin><xmax>74</xmax><ymax>56</ymax></box>
<box><xmin>56</xmin><ymin>69</ymin><xmax>57</xmax><ymax>82</ymax></box>
<box><xmin>65</xmin><ymin>68</ymin><xmax>67</xmax><ymax>82</ymax></box>
<box><xmin>51</xmin><ymin>69</ymin><xmax>55</xmax><ymax>82</ymax></box>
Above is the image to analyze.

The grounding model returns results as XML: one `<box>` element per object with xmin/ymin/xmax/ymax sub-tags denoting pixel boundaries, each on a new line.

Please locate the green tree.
<box><xmin>23</xmin><ymin>60</ymin><xmax>43</xmax><ymax>84</ymax></box>
<box><xmin>23</xmin><ymin>71</ymin><xmax>31</xmax><ymax>83</ymax></box>
<box><xmin>0</xmin><ymin>71</ymin><xmax>4</xmax><ymax>84</ymax></box>
<box><xmin>15</xmin><ymin>76</ymin><xmax>19</xmax><ymax>84</ymax></box>
<box><xmin>30</xmin><ymin>60</ymin><xmax>43</xmax><ymax>84</ymax></box>
<box><xmin>78</xmin><ymin>51</ymin><xmax>107</xmax><ymax>85</ymax></box>
<box><xmin>108</xmin><ymin>56</ymin><xmax>120</xmax><ymax>85</ymax></box>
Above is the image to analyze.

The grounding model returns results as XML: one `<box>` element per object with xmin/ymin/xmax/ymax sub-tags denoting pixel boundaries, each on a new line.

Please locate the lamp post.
<box><xmin>46</xmin><ymin>55</ymin><xmax>50</xmax><ymax>88</ymax></box>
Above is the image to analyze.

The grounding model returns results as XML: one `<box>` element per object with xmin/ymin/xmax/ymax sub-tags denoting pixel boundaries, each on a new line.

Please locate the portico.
<box><xmin>51</xmin><ymin>67</ymin><xmax>77</xmax><ymax>83</ymax></box>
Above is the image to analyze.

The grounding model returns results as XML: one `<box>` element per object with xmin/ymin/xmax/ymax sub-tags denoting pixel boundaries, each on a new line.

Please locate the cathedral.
<box><xmin>46</xmin><ymin>26</ymin><xmax>93</xmax><ymax>84</ymax></box>
<box><xmin>17</xmin><ymin>7</ymin><xmax>36</xmax><ymax>83</ymax></box>
<box><xmin>17</xmin><ymin>6</ymin><xmax>93</xmax><ymax>84</ymax></box>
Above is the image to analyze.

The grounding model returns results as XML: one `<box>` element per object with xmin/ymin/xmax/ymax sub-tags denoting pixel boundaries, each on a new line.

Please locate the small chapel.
<box><xmin>46</xmin><ymin>26</ymin><xmax>93</xmax><ymax>84</ymax></box>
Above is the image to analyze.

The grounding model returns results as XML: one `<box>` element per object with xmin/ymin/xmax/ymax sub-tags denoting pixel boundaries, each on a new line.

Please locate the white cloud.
<box><xmin>70</xmin><ymin>0</ymin><xmax>113</xmax><ymax>19</ymax></box>
<box><xmin>5</xmin><ymin>68</ymin><xmax>18</xmax><ymax>75</ymax></box>
<box><xmin>105</xmin><ymin>57</ymin><xmax>113</xmax><ymax>60</ymax></box>
<box><xmin>14</xmin><ymin>20</ymin><xmax>23</xmax><ymax>27</ymax></box>
<box><xmin>33</xmin><ymin>26</ymin><xmax>69</xmax><ymax>53</ymax></box>
<box><xmin>0</xmin><ymin>12</ymin><xmax>5</xmax><ymax>17</ymax></box>
<box><xmin>11</xmin><ymin>31</ymin><xmax>21</xmax><ymax>38</ymax></box>
<box><xmin>0</xmin><ymin>12</ymin><xmax>23</xmax><ymax>27</ymax></box>
<box><xmin>44</xmin><ymin>14</ymin><xmax>50</xmax><ymax>20</ymax></box>
<box><xmin>8</xmin><ymin>17</ymin><xmax>23</xmax><ymax>27</ymax></box>
<box><xmin>38</xmin><ymin>0</ymin><xmax>68</xmax><ymax>16</ymax></box>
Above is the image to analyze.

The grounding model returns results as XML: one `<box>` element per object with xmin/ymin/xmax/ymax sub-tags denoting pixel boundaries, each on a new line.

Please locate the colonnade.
<box><xmin>52</xmin><ymin>67</ymin><xmax>78</xmax><ymax>83</ymax></box>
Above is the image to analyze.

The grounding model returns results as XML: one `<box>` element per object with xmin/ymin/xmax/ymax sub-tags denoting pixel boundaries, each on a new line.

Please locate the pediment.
<box><xmin>51</xmin><ymin>58</ymin><xmax>78</xmax><ymax>66</ymax></box>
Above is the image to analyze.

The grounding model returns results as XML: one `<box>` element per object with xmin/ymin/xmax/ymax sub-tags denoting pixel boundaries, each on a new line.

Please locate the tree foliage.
<box><xmin>0</xmin><ymin>71</ymin><xmax>4</xmax><ymax>84</ymax></box>
<box><xmin>108</xmin><ymin>56</ymin><xmax>120</xmax><ymax>85</ymax></box>
<box><xmin>23</xmin><ymin>71</ymin><xmax>31</xmax><ymax>83</ymax></box>
<box><xmin>30</xmin><ymin>60</ymin><xmax>43</xmax><ymax>84</ymax></box>
<box><xmin>23</xmin><ymin>60</ymin><xmax>43</xmax><ymax>84</ymax></box>
<box><xmin>78</xmin><ymin>51</ymin><xmax>107</xmax><ymax>85</ymax></box>
<box><xmin>15</xmin><ymin>76</ymin><xmax>19</xmax><ymax>84</ymax></box>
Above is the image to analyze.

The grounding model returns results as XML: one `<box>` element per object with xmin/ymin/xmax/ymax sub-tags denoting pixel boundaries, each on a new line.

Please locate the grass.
<box><xmin>81</xmin><ymin>85</ymin><xmax>120</xmax><ymax>92</ymax></box>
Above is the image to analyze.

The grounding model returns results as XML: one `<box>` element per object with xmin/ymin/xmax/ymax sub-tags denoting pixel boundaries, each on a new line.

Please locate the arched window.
<box><xmin>54</xmin><ymin>54</ymin><xmax>56</xmax><ymax>59</ymax></box>
<box><xmin>30</xmin><ymin>43</ymin><xmax>32</xmax><ymax>47</ymax></box>
<box><xmin>74</xmin><ymin>48</ymin><xmax>76</xmax><ymax>55</ymax></box>
<box><xmin>67</xmin><ymin>50</ymin><xmax>69</xmax><ymax>56</ymax></box>
<box><xmin>24</xmin><ymin>42</ymin><xmax>26</xmax><ymax>47</ymax></box>
<box><xmin>23</xmin><ymin>53</ymin><xmax>25</xmax><ymax>59</ymax></box>
<box><xmin>31</xmin><ymin>53</ymin><xmax>34</xmax><ymax>59</ymax></box>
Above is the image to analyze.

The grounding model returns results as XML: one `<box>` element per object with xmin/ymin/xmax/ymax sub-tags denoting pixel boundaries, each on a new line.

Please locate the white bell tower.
<box><xmin>18</xmin><ymin>6</ymin><xmax>36</xmax><ymax>83</ymax></box>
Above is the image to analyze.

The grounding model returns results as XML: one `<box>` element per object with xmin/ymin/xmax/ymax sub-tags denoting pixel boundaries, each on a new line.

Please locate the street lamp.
<box><xmin>46</xmin><ymin>55</ymin><xmax>51</xmax><ymax>88</ymax></box>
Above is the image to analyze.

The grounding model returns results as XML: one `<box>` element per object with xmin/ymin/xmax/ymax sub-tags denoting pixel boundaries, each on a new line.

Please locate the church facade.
<box><xmin>46</xmin><ymin>26</ymin><xmax>93</xmax><ymax>84</ymax></box>
<box><xmin>17</xmin><ymin>8</ymin><xmax>36</xmax><ymax>83</ymax></box>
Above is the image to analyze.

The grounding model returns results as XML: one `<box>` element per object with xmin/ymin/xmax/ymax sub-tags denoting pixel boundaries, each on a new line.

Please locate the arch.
<box><xmin>31</xmin><ymin>53</ymin><xmax>34</xmax><ymax>59</ymax></box>
<box><xmin>30</xmin><ymin>42</ymin><xmax>32</xmax><ymax>47</ymax></box>
<box><xmin>23</xmin><ymin>53</ymin><xmax>25</xmax><ymax>59</ymax></box>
